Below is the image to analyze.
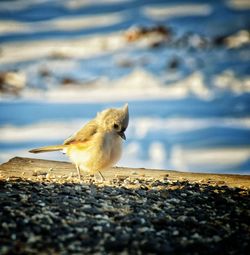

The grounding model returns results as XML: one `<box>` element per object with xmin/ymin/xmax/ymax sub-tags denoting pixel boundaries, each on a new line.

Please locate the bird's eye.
<box><xmin>113</xmin><ymin>123</ymin><xmax>119</xmax><ymax>129</ymax></box>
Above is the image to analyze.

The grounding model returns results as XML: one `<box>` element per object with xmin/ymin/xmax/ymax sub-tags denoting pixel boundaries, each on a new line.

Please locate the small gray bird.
<box><xmin>29</xmin><ymin>104</ymin><xmax>129</xmax><ymax>181</ymax></box>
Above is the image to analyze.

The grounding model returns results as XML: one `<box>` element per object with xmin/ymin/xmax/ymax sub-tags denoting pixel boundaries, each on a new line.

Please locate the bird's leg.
<box><xmin>94</xmin><ymin>171</ymin><xmax>105</xmax><ymax>182</ymax></box>
<box><xmin>98</xmin><ymin>171</ymin><xmax>105</xmax><ymax>182</ymax></box>
<box><xmin>75</xmin><ymin>164</ymin><xmax>81</xmax><ymax>180</ymax></box>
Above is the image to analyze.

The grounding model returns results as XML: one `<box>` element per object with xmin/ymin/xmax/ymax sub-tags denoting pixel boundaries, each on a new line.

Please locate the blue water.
<box><xmin>0</xmin><ymin>0</ymin><xmax>250</xmax><ymax>174</ymax></box>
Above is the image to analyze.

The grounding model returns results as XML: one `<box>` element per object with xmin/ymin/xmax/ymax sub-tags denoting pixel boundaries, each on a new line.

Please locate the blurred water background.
<box><xmin>0</xmin><ymin>0</ymin><xmax>250</xmax><ymax>174</ymax></box>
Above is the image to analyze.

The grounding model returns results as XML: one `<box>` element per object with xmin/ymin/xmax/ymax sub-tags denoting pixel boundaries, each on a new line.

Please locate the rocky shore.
<box><xmin>0</xmin><ymin>157</ymin><xmax>249</xmax><ymax>254</ymax></box>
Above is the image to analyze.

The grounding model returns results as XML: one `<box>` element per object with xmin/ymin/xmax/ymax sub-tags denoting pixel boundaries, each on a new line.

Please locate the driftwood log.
<box><xmin>0</xmin><ymin>157</ymin><xmax>249</xmax><ymax>188</ymax></box>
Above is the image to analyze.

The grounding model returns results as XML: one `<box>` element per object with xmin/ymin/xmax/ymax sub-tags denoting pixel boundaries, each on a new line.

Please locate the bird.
<box><xmin>29</xmin><ymin>104</ymin><xmax>129</xmax><ymax>181</ymax></box>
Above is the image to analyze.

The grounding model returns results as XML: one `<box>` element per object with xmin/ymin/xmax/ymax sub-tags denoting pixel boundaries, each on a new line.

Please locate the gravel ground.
<box><xmin>0</xmin><ymin>176</ymin><xmax>249</xmax><ymax>255</ymax></box>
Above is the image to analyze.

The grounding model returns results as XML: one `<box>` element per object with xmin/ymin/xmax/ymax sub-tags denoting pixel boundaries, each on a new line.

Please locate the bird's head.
<box><xmin>97</xmin><ymin>103</ymin><xmax>129</xmax><ymax>140</ymax></box>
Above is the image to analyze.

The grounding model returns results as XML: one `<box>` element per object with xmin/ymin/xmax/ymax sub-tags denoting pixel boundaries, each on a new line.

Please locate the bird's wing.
<box><xmin>63</xmin><ymin>120</ymin><xmax>98</xmax><ymax>145</ymax></box>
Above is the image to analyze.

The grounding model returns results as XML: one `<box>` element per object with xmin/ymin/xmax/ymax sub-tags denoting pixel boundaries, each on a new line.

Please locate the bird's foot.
<box><xmin>94</xmin><ymin>171</ymin><xmax>105</xmax><ymax>183</ymax></box>
<box><xmin>75</xmin><ymin>164</ymin><xmax>82</xmax><ymax>181</ymax></box>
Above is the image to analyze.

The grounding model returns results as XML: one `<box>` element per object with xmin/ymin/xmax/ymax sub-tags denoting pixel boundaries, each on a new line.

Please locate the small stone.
<box><xmin>11</xmin><ymin>234</ymin><xmax>16</xmax><ymax>240</ymax></box>
<box><xmin>192</xmin><ymin>233</ymin><xmax>202</xmax><ymax>239</ymax></box>
<box><xmin>177</xmin><ymin>216</ymin><xmax>188</xmax><ymax>221</ymax></box>
<box><xmin>93</xmin><ymin>225</ymin><xmax>103</xmax><ymax>232</ymax></box>
<box><xmin>213</xmin><ymin>235</ymin><xmax>222</xmax><ymax>242</ymax></box>
<box><xmin>173</xmin><ymin>230</ymin><xmax>179</xmax><ymax>236</ymax></box>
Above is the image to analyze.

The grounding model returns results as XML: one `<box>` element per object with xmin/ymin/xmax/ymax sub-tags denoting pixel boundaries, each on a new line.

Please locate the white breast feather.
<box><xmin>67</xmin><ymin>132</ymin><xmax>123</xmax><ymax>173</ymax></box>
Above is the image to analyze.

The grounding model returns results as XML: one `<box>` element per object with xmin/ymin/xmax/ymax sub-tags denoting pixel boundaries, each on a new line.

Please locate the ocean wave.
<box><xmin>1</xmin><ymin>66</ymin><xmax>249</xmax><ymax>102</ymax></box>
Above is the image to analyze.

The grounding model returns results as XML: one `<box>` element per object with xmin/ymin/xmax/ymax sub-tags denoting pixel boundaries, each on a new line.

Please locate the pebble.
<box><xmin>173</xmin><ymin>230</ymin><xmax>179</xmax><ymax>236</ymax></box>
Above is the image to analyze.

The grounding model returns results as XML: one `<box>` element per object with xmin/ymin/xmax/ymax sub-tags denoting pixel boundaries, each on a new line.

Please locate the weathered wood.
<box><xmin>0</xmin><ymin>157</ymin><xmax>249</xmax><ymax>188</ymax></box>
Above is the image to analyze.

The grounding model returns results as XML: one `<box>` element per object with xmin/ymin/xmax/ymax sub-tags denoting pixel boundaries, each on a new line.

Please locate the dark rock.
<box><xmin>168</xmin><ymin>57</ymin><xmax>180</xmax><ymax>70</ymax></box>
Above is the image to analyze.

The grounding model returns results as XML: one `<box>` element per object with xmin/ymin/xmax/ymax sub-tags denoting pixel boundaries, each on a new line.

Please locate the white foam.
<box><xmin>130</xmin><ymin>117</ymin><xmax>250</xmax><ymax>139</ymax></box>
<box><xmin>1</xmin><ymin>117</ymin><xmax>250</xmax><ymax>143</ymax></box>
<box><xmin>0</xmin><ymin>0</ymin><xmax>131</xmax><ymax>11</ymax></box>
<box><xmin>64</xmin><ymin>0</ymin><xmax>133</xmax><ymax>9</ymax></box>
<box><xmin>225</xmin><ymin>30</ymin><xmax>250</xmax><ymax>48</ymax></box>
<box><xmin>0</xmin><ymin>13</ymin><xmax>124</xmax><ymax>35</ymax></box>
<box><xmin>214</xmin><ymin>70</ymin><xmax>250</xmax><ymax>94</ymax></box>
<box><xmin>226</xmin><ymin>0</ymin><xmax>250</xmax><ymax>10</ymax></box>
<box><xmin>169</xmin><ymin>144</ymin><xmax>187</xmax><ymax>170</ymax></box>
<box><xmin>0</xmin><ymin>32</ymin><xmax>126</xmax><ymax>64</ymax></box>
<box><xmin>17</xmin><ymin>69</ymin><xmax>216</xmax><ymax>102</ymax></box>
<box><xmin>143</xmin><ymin>4</ymin><xmax>213</xmax><ymax>21</ymax></box>
<box><xmin>0</xmin><ymin>120</ymin><xmax>86</xmax><ymax>143</ymax></box>
<box><xmin>122</xmin><ymin>142</ymin><xmax>142</xmax><ymax>158</ymax></box>
<box><xmin>171</xmin><ymin>146</ymin><xmax>250</xmax><ymax>172</ymax></box>
<box><xmin>149</xmin><ymin>142</ymin><xmax>167</xmax><ymax>164</ymax></box>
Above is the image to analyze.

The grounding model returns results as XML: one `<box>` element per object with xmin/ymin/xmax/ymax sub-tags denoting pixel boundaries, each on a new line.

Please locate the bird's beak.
<box><xmin>118</xmin><ymin>131</ymin><xmax>126</xmax><ymax>140</ymax></box>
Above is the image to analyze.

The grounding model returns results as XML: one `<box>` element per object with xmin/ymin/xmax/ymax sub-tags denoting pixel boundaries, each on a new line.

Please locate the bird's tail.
<box><xmin>29</xmin><ymin>145</ymin><xmax>65</xmax><ymax>154</ymax></box>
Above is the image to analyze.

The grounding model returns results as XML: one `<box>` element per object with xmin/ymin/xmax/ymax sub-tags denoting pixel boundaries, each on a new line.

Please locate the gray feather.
<box><xmin>63</xmin><ymin>120</ymin><xmax>98</xmax><ymax>145</ymax></box>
